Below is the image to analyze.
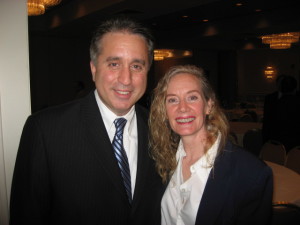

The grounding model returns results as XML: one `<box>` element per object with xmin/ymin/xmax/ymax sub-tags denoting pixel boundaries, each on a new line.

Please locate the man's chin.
<box><xmin>112</xmin><ymin>103</ymin><xmax>134</xmax><ymax>116</ymax></box>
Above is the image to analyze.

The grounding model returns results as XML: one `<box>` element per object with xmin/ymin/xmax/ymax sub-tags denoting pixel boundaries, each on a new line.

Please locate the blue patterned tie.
<box><xmin>112</xmin><ymin>118</ymin><xmax>132</xmax><ymax>204</ymax></box>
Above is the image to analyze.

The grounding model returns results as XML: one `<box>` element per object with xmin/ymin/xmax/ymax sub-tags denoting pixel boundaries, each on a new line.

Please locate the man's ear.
<box><xmin>90</xmin><ymin>61</ymin><xmax>96</xmax><ymax>82</ymax></box>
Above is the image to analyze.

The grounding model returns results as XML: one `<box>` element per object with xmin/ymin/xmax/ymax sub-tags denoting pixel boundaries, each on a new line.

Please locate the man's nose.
<box><xmin>118</xmin><ymin>66</ymin><xmax>132</xmax><ymax>86</ymax></box>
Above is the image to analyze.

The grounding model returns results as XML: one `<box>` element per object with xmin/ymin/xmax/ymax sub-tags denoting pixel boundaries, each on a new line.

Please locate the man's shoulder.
<box><xmin>30</xmin><ymin>93</ymin><xmax>94</xmax><ymax>123</ymax></box>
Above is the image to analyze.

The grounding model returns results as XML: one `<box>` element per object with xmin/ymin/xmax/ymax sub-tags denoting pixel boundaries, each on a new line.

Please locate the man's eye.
<box><xmin>108</xmin><ymin>63</ymin><xmax>118</xmax><ymax>67</ymax></box>
<box><xmin>131</xmin><ymin>64</ymin><xmax>142</xmax><ymax>71</ymax></box>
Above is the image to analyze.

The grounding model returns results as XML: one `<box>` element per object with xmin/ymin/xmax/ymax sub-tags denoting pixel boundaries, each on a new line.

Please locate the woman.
<box><xmin>149</xmin><ymin>65</ymin><xmax>273</xmax><ymax>225</ymax></box>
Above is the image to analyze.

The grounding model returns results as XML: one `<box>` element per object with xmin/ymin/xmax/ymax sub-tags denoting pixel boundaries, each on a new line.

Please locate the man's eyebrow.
<box><xmin>132</xmin><ymin>59</ymin><xmax>146</xmax><ymax>66</ymax></box>
<box><xmin>105</xmin><ymin>57</ymin><xmax>146</xmax><ymax>66</ymax></box>
<box><xmin>106</xmin><ymin>56</ymin><xmax>120</xmax><ymax>62</ymax></box>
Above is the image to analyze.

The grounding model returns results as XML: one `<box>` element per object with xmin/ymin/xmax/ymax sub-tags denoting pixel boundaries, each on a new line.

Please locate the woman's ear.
<box><xmin>206</xmin><ymin>99</ymin><xmax>214</xmax><ymax>115</ymax></box>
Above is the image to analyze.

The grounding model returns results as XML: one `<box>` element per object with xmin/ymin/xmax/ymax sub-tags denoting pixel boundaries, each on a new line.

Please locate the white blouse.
<box><xmin>161</xmin><ymin>134</ymin><xmax>221</xmax><ymax>225</ymax></box>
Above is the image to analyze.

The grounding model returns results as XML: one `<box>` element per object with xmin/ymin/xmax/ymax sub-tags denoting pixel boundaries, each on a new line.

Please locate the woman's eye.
<box><xmin>166</xmin><ymin>98</ymin><xmax>178</xmax><ymax>104</ymax></box>
<box><xmin>187</xmin><ymin>95</ymin><xmax>198</xmax><ymax>101</ymax></box>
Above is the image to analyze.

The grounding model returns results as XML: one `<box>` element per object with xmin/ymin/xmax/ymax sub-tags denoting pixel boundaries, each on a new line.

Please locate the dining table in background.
<box><xmin>224</xmin><ymin>107</ymin><xmax>264</xmax><ymax>122</ymax></box>
<box><xmin>265</xmin><ymin>161</ymin><xmax>300</xmax><ymax>207</ymax></box>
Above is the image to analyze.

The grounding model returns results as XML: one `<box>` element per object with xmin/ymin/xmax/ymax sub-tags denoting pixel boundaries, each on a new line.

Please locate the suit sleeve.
<box><xmin>237</xmin><ymin>165</ymin><xmax>273</xmax><ymax>225</ymax></box>
<box><xmin>10</xmin><ymin>116</ymin><xmax>51</xmax><ymax>225</ymax></box>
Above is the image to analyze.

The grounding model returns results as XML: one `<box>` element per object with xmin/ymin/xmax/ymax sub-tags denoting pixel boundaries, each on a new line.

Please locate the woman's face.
<box><xmin>165</xmin><ymin>73</ymin><xmax>212</xmax><ymax>138</ymax></box>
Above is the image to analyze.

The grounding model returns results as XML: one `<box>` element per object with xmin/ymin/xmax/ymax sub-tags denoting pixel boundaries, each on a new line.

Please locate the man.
<box><xmin>263</xmin><ymin>75</ymin><xmax>300</xmax><ymax>152</ymax></box>
<box><xmin>10</xmin><ymin>17</ymin><xmax>162</xmax><ymax>225</ymax></box>
<box><xmin>262</xmin><ymin>74</ymin><xmax>286</xmax><ymax>144</ymax></box>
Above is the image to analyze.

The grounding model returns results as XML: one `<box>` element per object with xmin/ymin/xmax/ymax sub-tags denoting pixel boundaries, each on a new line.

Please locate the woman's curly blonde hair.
<box><xmin>149</xmin><ymin>65</ymin><xmax>229</xmax><ymax>183</ymax></box>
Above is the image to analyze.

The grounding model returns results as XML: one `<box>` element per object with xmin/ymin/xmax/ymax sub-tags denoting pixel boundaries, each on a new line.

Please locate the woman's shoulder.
<box><xmin>220</xmin><ymin>141</ymin><xmax>272</xmax><ymax>178</ymax></box>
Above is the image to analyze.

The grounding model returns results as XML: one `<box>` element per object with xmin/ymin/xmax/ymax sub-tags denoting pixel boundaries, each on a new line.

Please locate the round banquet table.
<box><xmin>265</xmin><ymin>161</ymin><xmax>300</xmax><ymax>206</ymax></box>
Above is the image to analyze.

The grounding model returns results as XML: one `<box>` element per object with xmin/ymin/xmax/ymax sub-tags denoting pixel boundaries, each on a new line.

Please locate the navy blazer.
<box><xmin>10</xmin><ymin>92</ymin><xmax>163</xmax><ymax>225</ymax></box>
<box><xmin>195</xmin><ymin>141</ymin><xmax>273</xmax><ymax>225</ymax></box>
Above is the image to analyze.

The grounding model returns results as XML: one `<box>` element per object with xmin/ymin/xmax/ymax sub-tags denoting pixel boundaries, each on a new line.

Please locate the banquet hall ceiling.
<box><xmin>28</xmin><ymin>0</ymin><xmax>300</xmax><ymax>50</ymax></box>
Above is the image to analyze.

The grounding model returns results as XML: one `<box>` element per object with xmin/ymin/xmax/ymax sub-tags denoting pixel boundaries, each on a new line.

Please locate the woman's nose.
<box><xmin>178</xmin><ymin>100</ymin><xmax>188</xmax><ymax>112</ymax></box>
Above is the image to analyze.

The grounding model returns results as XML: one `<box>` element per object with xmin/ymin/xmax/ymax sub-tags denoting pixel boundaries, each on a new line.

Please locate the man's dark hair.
<box><xmin>90</xmin><ymin>16</ymin><xmax>154</xmax><ymax>67</ymax></box>
<box><xmin>281</xmin><ymin>75</ymin><xmax>297</xmax><ymax>94</ymax></box>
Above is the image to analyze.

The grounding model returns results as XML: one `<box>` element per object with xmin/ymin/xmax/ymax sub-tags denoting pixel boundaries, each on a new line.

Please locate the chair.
<box><xmin>243</xmin><ymin>128</ymin><xmax>262</xmax><ymax>157</ymax></box>
<box><xmin>285</xmin><ymin>146</ymin><xmax>300</xmax><ymax>174</ymax></box>
<box><xmin>260</xmin><ymin>140</ymin><xmax>286</xmax><ymax>165</ymax></box>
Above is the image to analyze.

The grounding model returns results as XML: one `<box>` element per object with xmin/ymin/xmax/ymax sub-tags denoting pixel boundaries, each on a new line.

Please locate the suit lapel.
<box><xmin>81</xmin><ymin>92</ymin><xmax>128</xmax><ymax>203</ymax></box>
<box><xmin>131</xmin><ymin>105</ymin><xmax>150</xmax><ymax>209</ymax></box>
<box><xmin>195</xmin><ymin>142</ymin><xmax>234</xmax><ymax>225</ymax></box>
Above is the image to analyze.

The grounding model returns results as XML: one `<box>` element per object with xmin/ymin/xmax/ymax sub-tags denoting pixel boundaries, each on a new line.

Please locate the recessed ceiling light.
<box><xmin>236</xmin><ymin>3</ymin><xmax>243</xmax><ymax>6</ymax></box>
<box><xmin>203</xmin><ymin>19</ymin><xmax>209</xmax><ymax>22</ymax></box>
<box><xmin>182</xmin><ymin>15</ymin><xmax>189</xmax><ymax>18</ymax></box>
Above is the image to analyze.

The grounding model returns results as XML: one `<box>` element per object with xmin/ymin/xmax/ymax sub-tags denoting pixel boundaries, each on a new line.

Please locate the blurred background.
<box><xmin>27</xmin><ymin>0</ymin><xmax>300</xmax><ymax>112</ymax></box>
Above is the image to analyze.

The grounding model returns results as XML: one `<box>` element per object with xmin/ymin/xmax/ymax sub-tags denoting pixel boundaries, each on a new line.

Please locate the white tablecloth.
<box><xmin>265</xmin><ymin>161</ymin><xmax>300</xmax><ymax>206</ymax></box>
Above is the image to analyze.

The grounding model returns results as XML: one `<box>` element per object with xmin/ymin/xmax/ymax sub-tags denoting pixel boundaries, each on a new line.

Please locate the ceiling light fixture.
<box><xmin>27</xmin><ymin>0</ymin><xmax>45</xmax><ymax>16</ymax></box>
<box><xmin>43</xmin><ymin>0</ymin><xmax>62</xmax><ymax>7</ymax></box>
<box><xmin>27</xmin><ymin>0</ymin><xmax>62</xmax><ymax>16</ymax></box>
<box><xmin>261</xmin><ymin>32</ymin><xmax>300</xmax><ymax>49</ymax></box>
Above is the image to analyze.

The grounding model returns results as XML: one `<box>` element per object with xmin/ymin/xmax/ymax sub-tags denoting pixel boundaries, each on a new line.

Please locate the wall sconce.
<box><xmin>154</xmin><ymin>49</ymin><xmax>193</xmax><ymax>61</ymax></box>
<box><xmin>154</xmin><ymin>49</ymin><xmax>174</xmax><ymax>61</ymax></box>
<box><xmin>264</xmin><ymin>66</ymin><xmax>275</xmax><ymax>79</ymax></box>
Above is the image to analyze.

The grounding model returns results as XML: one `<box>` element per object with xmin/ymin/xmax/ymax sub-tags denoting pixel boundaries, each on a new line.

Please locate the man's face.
<box><xmin>90</xmin><ymin>32</ymin><xmax>149</xmax><ymax>116</ymax></box>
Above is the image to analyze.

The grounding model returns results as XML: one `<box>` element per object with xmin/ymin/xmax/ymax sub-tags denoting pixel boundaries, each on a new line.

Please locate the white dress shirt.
<box><xmin>161</xmin><ymin>134</ymin><xmax>221</xmax><ymax>225</ymax></box>
<box><xmin>94</xmin><ymin>90</ymin><xmax>137</xmax><ymax>197</ymax></box>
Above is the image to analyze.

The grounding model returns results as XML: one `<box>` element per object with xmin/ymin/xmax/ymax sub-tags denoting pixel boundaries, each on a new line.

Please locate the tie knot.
<box><xmin>114</xmin><ymin>118</ymin><xmax>127</xmax><ymax>134</ymax></box>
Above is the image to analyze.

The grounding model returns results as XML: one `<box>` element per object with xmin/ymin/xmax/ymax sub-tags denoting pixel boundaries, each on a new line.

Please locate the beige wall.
<box><xmin>0</xmin><ymin>0</ymin><xmax>31</xmax><ymax>224</ymax></box>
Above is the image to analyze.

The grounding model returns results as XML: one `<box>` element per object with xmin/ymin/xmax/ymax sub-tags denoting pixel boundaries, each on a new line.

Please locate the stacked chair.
<box><xmin>285</xmin><ymin>146</ymin><xmax>300</xmax><ymax>174</ymax></box>
<box><xmin>243</xmin><ymin>128</ymin><xmax>262</xmax><ymax>157</ymax></box>
<box><xmin>259</xmin><ymin>140</ymin><xmax>286</xmax><ymax>165</ymax></box>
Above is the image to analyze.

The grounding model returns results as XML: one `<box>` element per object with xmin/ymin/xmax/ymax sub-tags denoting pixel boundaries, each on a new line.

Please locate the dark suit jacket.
<box><xmin>195</xmin><ymin>141</ymin><xmax>273</xmax><ymax>225</ymax></box>
<box><xmin>263</xmin><ymin>91</ymin><xmax>300</xmax><ymax>151</ymax></box>
<box><xmin>10</xmin><ymin>92</ymin><xmax>163</xmax><ymax>225</ymax></box>
<box><xmin>262</xmin><ymin>91</ymin><xmax>279</xmax><ymax>143</ymax></box>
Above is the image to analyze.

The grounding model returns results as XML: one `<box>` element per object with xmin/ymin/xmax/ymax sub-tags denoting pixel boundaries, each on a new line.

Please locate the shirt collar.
<box><xmin>94</xmin><ymin>90</ymin><xmax>135</xmax><ymax>132</ymax></box>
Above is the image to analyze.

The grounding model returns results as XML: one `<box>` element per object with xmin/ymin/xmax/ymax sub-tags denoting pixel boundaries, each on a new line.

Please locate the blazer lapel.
<box><xmin>81</xmin><ymin>92</ymin><xmax>128</xmax><ymax>203</ymax></box>
<box><xmin>195</xmin><ymin>142</ymin><xmax>234</xmax><ymax>225</ymax></box>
